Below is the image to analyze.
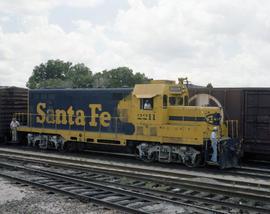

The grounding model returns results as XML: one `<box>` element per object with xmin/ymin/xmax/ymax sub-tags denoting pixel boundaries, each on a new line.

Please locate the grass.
<box><xmin>119</xmin><ymin>176</ymin><xmax>135</xmax><ymax>185</ymax></box>
<box><xmin>120</xmin><ymin>177</ymin><xmax>129</xmax><ymax>184</ymax></box>
<box><xmin>145</xmin><ymin>182</ymin><xmax>154</xmax><ymax>189</ymax></box>
<box><xmin>157</xmin><ymin>184</ymin><xmax>167</xmax><ymax>191</ymax></box>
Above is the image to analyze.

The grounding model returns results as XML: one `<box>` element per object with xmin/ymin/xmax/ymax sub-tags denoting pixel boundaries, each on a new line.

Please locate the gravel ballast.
<box><xmin>0</xmin><ymin>177</ymin><xmax>119</xmax><ymax>214</ymax></box>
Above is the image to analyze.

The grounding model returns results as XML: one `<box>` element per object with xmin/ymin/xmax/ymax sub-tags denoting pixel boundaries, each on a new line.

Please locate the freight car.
<box><xmin>0</xmin><ymin>87</ymin><xmax>28</xmax><ymax>142</ymax></box>
<box><xmin>188</xmin><ymin>87</ymin><xmax>270</xmax><ymax>160</ymax></box>
<box><xmin>16</xmin><ymin>78</ymin><xmax>241</xmax><ymax>168</ymax></box>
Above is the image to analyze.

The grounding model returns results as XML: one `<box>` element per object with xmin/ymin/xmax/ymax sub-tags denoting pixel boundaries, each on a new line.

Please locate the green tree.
<box><xmin>206</xmin><ymin>83</ymin><xmax>213</xmax><ymax>88</ymax></box>
<box><xmin>66</xmin><ymin>63</ymin><xmax>93</xmax><ymax>88</ymax></box>
<box><xmin>26</xmin><ymin>59</ymin><xmax>72</xmax><ymax>89</ymax></box>
<box><xmin>27</xmin><ymin>61</ymin><xmax>149</xmax><ymax>89</ymax></box>
<box><xmin>92</xmin><ymin>72</ymin><xmax>105</xmax><ymax>88</ymax></box>
<box><xmin>103</xmin><ymin>67</ymin><xmax>134</xmax><ymax>88</ymax></box>
<box><xmin>133</xmin><ymin>72</ymin><xmax>150</xmax><ymax>84</ymax></box>
<box><xmin>26</xmin><ymin>60</ymin><xmax>93</xmax><ymax>89</ymax></box>
<box><xmin>35</xmin><ymin>78</ymin><xmax>66</xmax><ymax>89</ymax></box>
<box><xmin>93</xmin><ymin>67</ymin><xmax>150</xmax><ymax>88</ymax></box>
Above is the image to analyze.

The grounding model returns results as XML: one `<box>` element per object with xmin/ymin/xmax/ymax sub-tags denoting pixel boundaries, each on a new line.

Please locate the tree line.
<box><xmin>26</xmin><ymin>59</ymin><xmax>150</xmax><ymax>89</ymax></box>
<box><xmin>26</xmin><ymin>59</ymin><xmax>214</xmax><ymax>89</ymax></box>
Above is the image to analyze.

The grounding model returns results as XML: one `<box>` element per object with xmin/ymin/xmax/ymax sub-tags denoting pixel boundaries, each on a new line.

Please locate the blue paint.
<box><xmin>29</xmin><ymin>88</ymin><xmax>135</xmax><ymax>135</ymax></box>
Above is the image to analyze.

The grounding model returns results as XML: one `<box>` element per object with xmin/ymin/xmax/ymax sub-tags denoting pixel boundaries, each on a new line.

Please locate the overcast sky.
<box><xmin>0</xmin><ymin>0</ymin><xmax>270</xmax><ymax>87</ymax></box>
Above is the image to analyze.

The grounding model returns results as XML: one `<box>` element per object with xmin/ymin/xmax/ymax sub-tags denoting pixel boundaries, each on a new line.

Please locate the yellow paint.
<box><xmin>18</xmin><ymin>78</ymin><xmax>237</xmax><ymax>147</ymax></box>
<box><xmin>46</xmin><ymin>109</ymin><xmax>55</xmax><ymax>124</ymax></box>
<box><xmin>133</xmin><ymin>83</ymin><xmax>166</xmax><ymax>98</ymax></box>
<box><xmin>35</xmin><ymin>102</ymin><xmax>112</xmax><ymax>128</ymax></box>
<box><xmin>100</xmin><ymin>112</ymin><xmax>111</xmax><ymax>127</ymax></box>
<box><xmin>75</xmin><ymin>110</ymin><xmax>85</xmax><ymax>126</ymax></box>
<box><xmin>55</xmin><ymin>109</ymin><xmax>67</xmax><ymax>125</ymax></box>
<box><xmin>89</xmin><ymin>104</ymin><xmax>101</xmax><ymax>126</ymax></box>
<box><xmin>67</xmin><ymin>106</ymin><xmax>75</xmax><ymax>125</ymax></box>
<box><xmin>36</xmin><ymin>102</ymin><xmax>46</xmax><ymax>123</ymax></box>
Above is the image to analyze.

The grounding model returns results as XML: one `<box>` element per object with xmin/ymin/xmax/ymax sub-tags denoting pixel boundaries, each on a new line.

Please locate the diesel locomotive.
<box><xmin>16</xmin><ymin>78</ymin><xmax>241</xmax><ymax>168</ymax></box>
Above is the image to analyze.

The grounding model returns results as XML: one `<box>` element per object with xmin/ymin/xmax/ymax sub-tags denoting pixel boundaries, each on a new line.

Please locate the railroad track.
<box><xmin>0</xmin><ymin>163</ymin><xmax>167</xmax><ymax>214</ymax></box>
<box><xmin>0</xmin><ymin>161</ymin><xmax>225</xmax><ymax>214</ymax></box>
<box><xmin>0</xmin><ymin>149</ymin><xmax>270</xmax><ymax>213</ymax></box>
<box><xmin>229</xmin><ymin>166</ymin><xmax>270</xmax><ymax>180</ymax></box>
<box><xmin>0</xmin><ymin>147</ymin><xmax>270</xmax><ymax>189</ymax></box>
<box><xmin>3</xmin><ymin>146</ymin><xmax>270</xmax><ymax>182</ymax></box>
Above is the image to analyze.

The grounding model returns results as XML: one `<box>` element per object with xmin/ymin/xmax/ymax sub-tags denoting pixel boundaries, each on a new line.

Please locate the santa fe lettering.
<box><xmin>36</xmin><ymin>102</ymin><xmax>111</xmax><ymax>127</ymax></box>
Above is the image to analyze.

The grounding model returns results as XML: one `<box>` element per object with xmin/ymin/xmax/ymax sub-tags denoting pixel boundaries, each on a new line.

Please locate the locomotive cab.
<box><xmin>118</xmin><ymin>78</ymin><xmax>241</xmax><ymax>168</ymax></box>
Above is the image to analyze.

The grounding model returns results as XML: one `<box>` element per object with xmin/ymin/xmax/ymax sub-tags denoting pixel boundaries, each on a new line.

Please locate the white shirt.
<box><xmin>144</xmin><ymin>102</ymin><xmax>152</xmax><ymax>110</ymax></box>
<box><xmin>210</xmin><ymin>131</ymin><xmax>217</xmax><ymax>143</ymax></box>
<box><xmin>10</xmin><ymin>120</ymin><xmax>20</xmax><ymax>128</ymax></box>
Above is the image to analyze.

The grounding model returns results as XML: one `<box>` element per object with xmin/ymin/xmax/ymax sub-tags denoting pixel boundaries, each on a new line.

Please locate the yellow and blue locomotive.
<box><xmin>16</xmin><ymin>78</ymin><xmax>241</xmax><ymax>168</ymax></box>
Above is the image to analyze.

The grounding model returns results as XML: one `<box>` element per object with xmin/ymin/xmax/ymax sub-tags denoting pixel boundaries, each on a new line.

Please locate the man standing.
<box><xmin>10</xmin><ymin>118</ymin><xmax>20</xmax><ymax>142</ymax></box>
<box><xmin>144</xmin><ymin>100</ymin><xmax>152</xmax><ymax>110</ymax></box>
<box><xmin>210</xmin><ymin>127</ymin><xmax>219</xmax><ymax>162</ymax></box>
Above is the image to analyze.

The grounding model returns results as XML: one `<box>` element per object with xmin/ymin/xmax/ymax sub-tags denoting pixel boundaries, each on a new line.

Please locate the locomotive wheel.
<box><xmin>184</xmin><ymin>153</ymin><xmax>201</xmax><ymax>167</ymax></box>
<box><xmin>56</xmin><ymin>144</ymin><xmax>63</xmax><ymax>152</ymax></box>
<box><xmin>134</xmin><ymin>148</ymin><xmax>140</xmax><ymax>159</ymax></box>
<box><xmin>135</xmin><ymin>148</ymin><xmax>156</xmax><ymax>163</ymax></box>
<box><xmin>62</xmin><ymin>142</ymin><xmax>71</xmax><ymax>152</ymax></box>
<box><xmin>34</xmin><ymin>141</ymin><xmax>40</xmax><ymax>149</ymax></box>
<box><xmin>142</xmin><ymin>152</ymin><xmax>156</xmax><ymax>163</ymax></box>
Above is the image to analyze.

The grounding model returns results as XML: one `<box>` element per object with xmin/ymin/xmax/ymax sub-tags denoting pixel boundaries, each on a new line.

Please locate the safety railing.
<box><xmin>225</xmin><ymin>120</ymin><xmax>238</xmax><ymax>139</ymax></box>
<box><xmin>14</xmin><ymin>112</ymin><xmax>126</xmax><ymax>136</ymax></box>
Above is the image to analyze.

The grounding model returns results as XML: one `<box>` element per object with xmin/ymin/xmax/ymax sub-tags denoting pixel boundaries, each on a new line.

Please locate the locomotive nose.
<box><xmin>205</xmin><ymin>112</ymin><xmax>221</xmax><ymax>125</ymax></box>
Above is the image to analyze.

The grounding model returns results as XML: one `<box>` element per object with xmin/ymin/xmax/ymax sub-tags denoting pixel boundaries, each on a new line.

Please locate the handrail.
<box><xmin>14</xmin><ymin>112</ymin><xmax>121</xmax><ymax>135</ymax></box>
<box><xmin>225</xmin><ymin>120</ymin><xmax>238</xmax><ymax>138</ymax></box>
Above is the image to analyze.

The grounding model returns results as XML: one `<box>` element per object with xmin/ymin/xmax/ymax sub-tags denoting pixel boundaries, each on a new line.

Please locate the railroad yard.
<box><xmin>1</xmin><ymin>81</ymin><xmax>270</xmax><ymax>213</ymax></box>
<box><xmin>0</xmin><ymin>145</ymin><xmax>270</xmax><ymax>214</ymax></box>
<box><xmin>2</xmin><ymin>1</ymin><xmax>270</xmax><ymax>213</ymax></box>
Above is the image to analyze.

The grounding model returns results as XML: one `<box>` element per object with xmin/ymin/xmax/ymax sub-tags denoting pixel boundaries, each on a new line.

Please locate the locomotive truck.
<box><xmin>16</xmin><ymin>78</ymin><xmax>241</xmax><ymax>168</ymax></box>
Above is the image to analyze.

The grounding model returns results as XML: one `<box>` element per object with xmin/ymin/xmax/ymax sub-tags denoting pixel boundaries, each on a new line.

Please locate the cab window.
<box><xmin>169</xmin><ymin>97</ymin><xmax>176</xmax><ymax>105</ymax></box>
<box><xmin>177</xmin><ymin>97</ymin><xmax>183</xmax><ymax>105</ymax></box>
<box><xmin>163</xmin><ymin>95</ymin><xmax>167</xmax><ymax>108</ymax></box>
<box><xmin>184</xmin><ymin>96</ymin><xmax>188</xmax><ymax>106</ymax></box>
<box><xmin>140</xmin><ymin>98</ymin><xmax>153</xmax><ymax>110</ymax></box>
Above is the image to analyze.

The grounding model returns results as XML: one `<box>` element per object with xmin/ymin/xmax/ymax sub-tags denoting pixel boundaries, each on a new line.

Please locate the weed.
<box><xmin>157</xmin><ymin>184</ymin><xmax>167</xmax><ymax>191</ymax></box>
<box><xmin>120</xmin><ymin>177</ymin><xmax>129</xmax><ymax>184</ymax></box>
<box><xmin>127</xmin><ymin>179</ymin><xmax>134</xmax><ymax>185</ymax></box>
<box><xmin>145</xmin><ymin>182</ymin><xmax>154</xmax><ymax>189</ymax></box>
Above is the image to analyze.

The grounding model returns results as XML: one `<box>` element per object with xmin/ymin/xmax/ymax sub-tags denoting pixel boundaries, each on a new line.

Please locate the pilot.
<box><xmin>144</xmin><ymin>100</ymin><xmax>152</xmax><ymax>110</ymax></box>
<box><xmin>210</xmin><ymin>127</ymin><xmax>219</xmax><ymax>162</ymax></box>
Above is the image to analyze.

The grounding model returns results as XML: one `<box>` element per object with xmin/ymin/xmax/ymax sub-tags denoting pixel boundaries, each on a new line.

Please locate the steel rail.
<box><xmin>0</xmin><ymin>162</ymin><xmax>227</xmax><ymax>214</ymax></box>
<box><xmin>0</xmin><ymin>151</ymin><xmax>270</xmax><ymax>203</ymax></box>
<box><xmin>0</xmin><ymin>162</ymin><xmax>160</xmax><ymax>214</ymax></box>
<box><xmin>1</xmin><ymin>158</ymin><xmax>269</xmax><ymax>213</ymax></box>
<box><xmin>0</xmin><ymin>148</ymin><xmax>269</xmax><ymax>190</ymax></box>
<box><xmin>35</xmin><ymin>165</ymin><xmax>270</xmax><ymax>214</ymax></box>
<box><xmin>1</xmin><ymin>155</ymin><xmax>270</xmax><ymax>214</ymax></box>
